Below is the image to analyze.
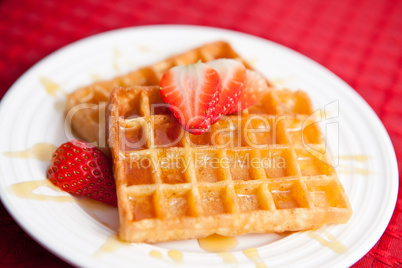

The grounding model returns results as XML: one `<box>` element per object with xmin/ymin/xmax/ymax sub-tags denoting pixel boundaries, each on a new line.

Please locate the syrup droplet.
<box><xmin>168</xmin><ymin>250</ymin><xmax>183</xmax><ymax>264</ymax></box>
<box><xmin>197</xmin><ymin>234</ymin><xmax>238</xmax><ymax>252</ymax></box>
<box><xmin>149</xmin><ymin>250</ymin><xmax>163</xmax><ymax>259</ymax></box>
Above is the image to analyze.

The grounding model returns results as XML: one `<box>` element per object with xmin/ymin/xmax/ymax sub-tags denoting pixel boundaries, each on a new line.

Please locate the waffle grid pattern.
<box><xmin>109</xmin><ymin>86</ymin><xmax>352</xmax><ymax>243</ymax></box>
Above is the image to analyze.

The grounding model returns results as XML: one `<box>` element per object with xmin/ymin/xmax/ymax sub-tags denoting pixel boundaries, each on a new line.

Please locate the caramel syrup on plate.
<box><xmin>337</xmin><ymin>167</ymin><xmax>375</xmax><ymax>175</ymax></box>
<box><xmin>39</xmin><ymin>77</ymin><xmax>66</xmax><ymax>97</ymax></box>
<box><xmin>90</xmin><ymin>73</ymin><xmax>102</xmax><ymax>82</ymax></box>
<box><xmin>197</xmin><ymin>234</ymin><xmax>238</xmax><ymax>252</ymax></box>
<box><xmin>217</xmin><ymin>252</ymin><xmax>237</xmax><ymax>264</ymax></box>
<box><xmin>307</xmin><ymin>231</ymin><xmax>347</xmax><ymax>254</ymax></box>
<box><xmin>149</xmin><ymin>250</ymin><xmax>163</xmax><ymax>259</ymax></box>
<box><xmin>337</xmin><ymin>154</ymin><xmax>375</xmax><ymax>175</ymax></box>
<box><xmin>9</xmin><ymin>180</ymin><xmax>72</xmax><ymax>202</ymax></box>
<box><xmin>338</xmin><ymin>155</ymin><xmax>371</xmax><ymax>162</ymax></box>
<box><xmin>243</xmin><ymin>248</ymin><xmax>267</xmax><ymax>268</ymax></box>
<box><xmin>95</xmin><ymin>236</ymin><xmax>184</xmax><ymax>265</ymax></box>
<box><xmin>113</xmin><ymin>49</ymin><xmax>122</xmax><ymax>71</ymax></box>
<box><xmin>9</xmin><ymin>179</ymin><xmax>114</xmax><ymax>211</ymax></box>
<box><xmin>3</xmin><ymin>143</ymin><xmax>57</xmax><ymax>162</ymax></box>
<box><xmin>168</xmin><ymin>250</ymin><xmax>183</xmax><ymax>264</ymax></box>
<box><xmin>198</xmin><ymin>234</ymin><xmax>238</xmax><ymax>263</ymax></box>
<box><xmin>9</xmin><ymin>179</ymin><xmax>115</xmax><ymax>230</ymax></box>
<box><xmin>93</xmin><ymin>234</ymin><xmax>129</xmax><ymax>257</ymax></box>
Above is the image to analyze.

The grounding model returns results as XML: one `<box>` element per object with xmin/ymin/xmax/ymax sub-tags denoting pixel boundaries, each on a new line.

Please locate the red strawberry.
<box><xmin>46</xmin><ymin>140</ymin><xmax>117</xmax><ymax>206</ymax></box>
<box><xmin>206</xmin><ymin>59</ymin><xmax>246</xmax><ymax>123</ymax></box>
<box><xmin>159</xmin><ymin>61</ymin><xmax>220</xmax><ymax>135</ymax></box>
<box><xmin>231</xmin><ymin>69</ymin><xmax>270</xmax><ymax>112</ymax></box>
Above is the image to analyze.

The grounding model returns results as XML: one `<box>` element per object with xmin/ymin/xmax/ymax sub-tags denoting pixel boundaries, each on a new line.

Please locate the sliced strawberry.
<box><xmin>159</xmin><ymin>62</ymin><xmax>220</xmax><ymax>135</ymax></box>
<box><xmin>206</xmin><ymin>59</ymin><xmax>246</xmax><ymax>123</ymax></box>
<box><xmin>231</xmin><ymin>69</ymin><xmax>270</xmax><ymax>112</ymax></box>
<box><xmin>47</xmin><ymin>140</ymin><xmax>117</xmax><ymax>206</ymax></box>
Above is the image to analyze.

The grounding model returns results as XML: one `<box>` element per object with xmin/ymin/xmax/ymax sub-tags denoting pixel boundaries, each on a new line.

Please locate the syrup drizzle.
<box><xmin>9</xmin><ymin>180</ymin><xmax>73</xmax><ymax>202</ymax></box>
<box><xmin>338</xmin><ymin>155</ymin><xmax>371</xmax><ymax>162</ymax></box>
<box><xmin>337</xmin><ymin>166</ymin><xmax>375</xmax><ymax>175</ymax></box>
<box><xmin>95</xmin><ymin>236</ymin><xmax>184</xmax><ymax>265</ymax></box>
<box><xmin>3</xmin><ymin>143</ymin><xmax>57</xmax><ymax>162</ymax></box>
<box><xmin>337</xmin><ymin>154</ymin><xmax>374</xmax><ymax>175</ymax></box>
<box><xmin>9</xmin><ymin>179</ymin><xmax>116</xmax><ymax>229</ymax></box>
<box><xmin>218</xmin><ymin>252</ymin><xmax>237</xmax><ymax>264</ymax></box>
<box><xmin>39</xmin><ymin>77</ymin><xmax>66</xmax><ymax>97</ymax></box>
<box><xmin>93</xmin><ymin>234</ymin><xmax>128</xmax><ymax>257</ymax></box>
<box><xmin>307</xmin><ymin>231</ymin><xmax>347</xmax><ymax>254</ymax></box>
<box><xmin>243</xmin><ymin>248</ymin><xmax>267</xmax><ymax>268</ymax></box>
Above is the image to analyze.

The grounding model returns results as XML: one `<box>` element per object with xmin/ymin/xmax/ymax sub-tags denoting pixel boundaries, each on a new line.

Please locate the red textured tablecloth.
<box><xmin>0</xmin><ymin>0</ymin><xmax>401</xmax><ymax>266</ymax></box>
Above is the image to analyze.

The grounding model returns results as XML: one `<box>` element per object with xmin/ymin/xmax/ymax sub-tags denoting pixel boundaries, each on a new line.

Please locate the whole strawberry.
<box><xmin>47</xmin><ymin>140</ymin><xmax>117</xmax><ymax>206</ymax></box>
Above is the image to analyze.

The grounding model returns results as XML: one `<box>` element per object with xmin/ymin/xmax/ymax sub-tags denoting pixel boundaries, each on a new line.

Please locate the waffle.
<box><xmin>65</xmin><ymin>41</ymin><xmax>255</xmax><ymax>150</ymax></box>
<box><xmin>108</xmin><ymin>86</ymin><xmax>352</xmax><ymax>243</ymax></box>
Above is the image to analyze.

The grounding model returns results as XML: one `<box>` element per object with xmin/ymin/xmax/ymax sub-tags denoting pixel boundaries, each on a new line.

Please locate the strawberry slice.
<box><xmin>159</xmin><ymin>62</ymin><xmax>220</xmax><ymax>135</ymax></box>
<box><xmin>231</xmin><ymin>69</ymin><xmax>270</xmax><ymax>112</ymax></box>
<box><xmin>206</xmin><ymin>59</ymin><xmax>246</xmax><ymax>123</ymax></box>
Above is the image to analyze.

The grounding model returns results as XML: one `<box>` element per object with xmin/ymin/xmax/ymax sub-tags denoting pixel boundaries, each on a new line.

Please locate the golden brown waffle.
<box><xmin>65</xmin><ymin>41</ymin><xmax>255</xmax><ymax>149</ymax></box>
<box><xmin>108</xmin><ymin>86</ymin><xmax>352</xmax><ymax>243</ymax></box>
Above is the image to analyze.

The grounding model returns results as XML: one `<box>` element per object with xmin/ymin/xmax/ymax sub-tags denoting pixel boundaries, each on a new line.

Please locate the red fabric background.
<box><xmin>0</xmin><ymin>0</ymin><xmax>401</xmax><ymax>266</ymax></box>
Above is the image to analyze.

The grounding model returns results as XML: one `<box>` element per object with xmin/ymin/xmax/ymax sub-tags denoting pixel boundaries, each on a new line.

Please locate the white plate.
<box><xmin>0</xmin><ymin>25</ymin><xmax>398</xmax><ymax>268</ymax></box>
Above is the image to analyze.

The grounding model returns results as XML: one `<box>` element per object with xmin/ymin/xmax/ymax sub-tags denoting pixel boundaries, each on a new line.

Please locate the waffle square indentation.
<box><xmin>260</xmin><ymin>149</ymin><xmax>298</xmax><ymax>178</ymax></box>
<box><xmin>304</xmin><ymin>177</ymin><xmax>348</xmax><ymax>208</ymax></box>
<box><xmin>152</xmin><ymin>116</ymin><xmax>184</xmax><ymax>148</ymax></box>
<box><xmin>163</xmin><ymin>188</ymin><xmax>195</xmax><ymax>217</ymax></box>
<box><xmin>268</xmin><ymin>179</ymin><xmax>310</xmax><ymax>209</ymax></box>
<box><xmin>199</xmin><ymin>186</ymin><xmax>231</xmax><ymax>216</ymax></box>
<box><xmin>295</xmin><ymin>148</ymin><xmax>335</xmax><ymax>176</ymax></box>
<box><xmin>126</xmin><ymin>154</ymin><xmax>155</xmax><ymax>186</ymax></box>
<box><xmin>226</xmin><ymin>149</ymin><xmax>257</xmax><ymax>181</ymax></box>
<box><xmin>285</xmin><ymin>116</ymin><xmax>322</xmax><ymax>145</ymax></box>
<box><xmin>120</xmin><ymin>121</ymin><xmax>148</xmax><ymax>150</ymax></box>
<box><xmin>158</xmin><ymin>151</ymin><xmax>189</xmax><ymax>184</ymax></box>
<box><xmin>129</xmin><ymin>192</ymin><xmax>157</xmax><ymax>220</ymax></box>
<box><xmin>234</xmin><ymin>184</ymin><xmax>268</xmax><ymax>212</ymax></box>
<box><xmin>193</xmin><ymin>150</ymin><xmax>224</xmax><ymax>183</ymax></box>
